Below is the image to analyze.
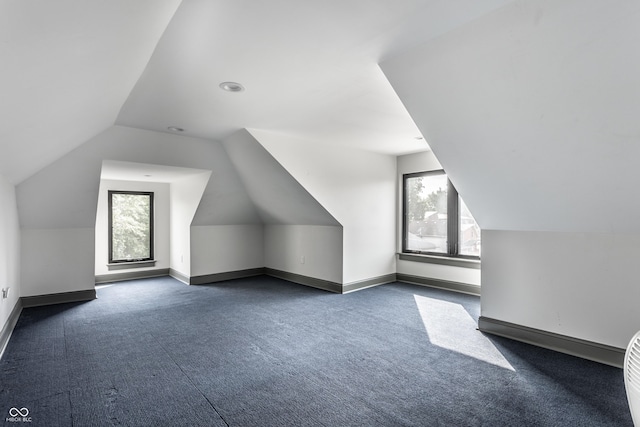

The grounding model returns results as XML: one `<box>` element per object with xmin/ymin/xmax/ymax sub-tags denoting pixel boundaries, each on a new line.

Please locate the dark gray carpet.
<box><xmin>0</xmin><ymin>276</ymin><xmax>633</xmax><ymax>426</ymax></box>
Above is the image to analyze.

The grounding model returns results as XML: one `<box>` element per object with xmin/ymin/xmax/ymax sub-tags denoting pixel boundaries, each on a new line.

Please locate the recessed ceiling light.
<box><xmin>219</xmin><ymin>81</ymin><xmax>245</xmax><ymax>92</ymax></box>
<box><xmin>167</xmin><ymin>126</ymin><xmax>184</xmax><ymax>132</ymax></box>
<box><xmin>144</xmin><ymin>174</ymin><xmax>152</xmax><ymax>177</ymax></box>
<box><xmin>414</xmin><ymin>136</ymin><xmax>424</xmax><ymax>140</ymax></box>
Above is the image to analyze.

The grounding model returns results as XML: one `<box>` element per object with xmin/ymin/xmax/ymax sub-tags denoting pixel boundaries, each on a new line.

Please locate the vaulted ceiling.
<box><xmin>0</xmin><ymin>0</ymin><xmax>181</xmax><ymax>184</ymax></box>
<box><xmin>382</xmin><ymin>0</ymin><xmax>640</xmax><ymax>232</ymax></box>
<box><xmin>0</xmin><ymin>0</ymin><xmax>515</xmax><ymax>185</ymax></box>
<box><xmin>6</xmin><ymin>0</ymin><xmax>637</xmax><ymax>235</ymax></box>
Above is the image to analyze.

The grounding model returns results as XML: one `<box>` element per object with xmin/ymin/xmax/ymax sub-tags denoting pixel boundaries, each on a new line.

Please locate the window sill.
<box><xmin>107</xmin><ymin>260</ymin><xmax>157</xmax><ymax>271</ymax></box>
<box><xmin>397</xmin><ymin>253</ymin><xmax>481</xmax><ymax>269</ymax></box>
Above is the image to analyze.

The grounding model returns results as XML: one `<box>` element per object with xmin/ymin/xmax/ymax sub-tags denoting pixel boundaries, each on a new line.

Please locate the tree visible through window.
<box><xmin>403</xmin><ymin>171</ymin><xmax>480</xmax><ymax>258</ymax></box>
<box><xmin>108</xmin><ymin>191</ymin><xmax>154</xmax><ymax>263</ymax></box>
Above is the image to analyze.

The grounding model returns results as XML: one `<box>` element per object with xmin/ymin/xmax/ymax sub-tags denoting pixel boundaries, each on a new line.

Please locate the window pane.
<box><xmin>458</xmin><ymin>196</ymin><xmax>481</xmax><ymax>257</ymax></box>
<box><xmin>406</xmin><ymin>173</ymin><xmax>448</xmax><ymax>254</ymax></box>
<box><xmin>111</xmin><ymin>193</ymin><xmax>151</xmax><ymax>261</ymax></box>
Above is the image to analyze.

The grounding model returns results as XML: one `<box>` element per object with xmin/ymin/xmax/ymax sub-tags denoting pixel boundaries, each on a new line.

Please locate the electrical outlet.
<box><xmin>1</xmin><ymin>288</ymin><xmax>9</xmax><ymax>299</ymax></box>
<box><xmin>300</xmin><ymin>255</ymin><xmax>305</xmax><ymax>264</ymax></box>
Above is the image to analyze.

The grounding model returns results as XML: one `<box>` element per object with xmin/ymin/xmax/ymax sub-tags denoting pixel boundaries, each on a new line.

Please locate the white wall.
<box><xmin>0</xmin><ymin>0</ymin><xmax>181</xmax><ymax>185</ymax></box>
<box><xmin>191</xmin><ymin>225</ymin><xmax>264</xmax><ymax>277</ymax></box>
<box><xmin>170</xmin><ymin>173</ymin><xmax>211</xmax><ymax>277</ymax></box>
<box><xmin>264</xmin><ymin>225</ymin><xmax>343</xmax><ymax>284</ymax></box>
<box><xmin>17</xmin><ymin>126</ymin><xmax>263</xmax><ymax>295</ymax></box>
<box><xmin>381</xmin><ymin>0</ymin><xmax>640</xmax><ymax>350</ymax></box>
<box><xmin>396</xmin><ymin>151</ymin><xmax>481</xmax><ymax>286</ymax></box>
<box><xmin>222</xmin><ymin>129</ymin><xmax>340</xmax><ymax>226</ymax></box>
<box><xmin>382</xmin><ymin>0</ymin><xmax>640</xmax><ymax>233</ymax></box>
<box><xmin>482</xmin><ymin>230</ymin><xmax>640</xmax><ymax>349</ymax></box>
<box><xmin>0</xmin><ymin>174</ymin><xmax>20</xmax><ymax>332</ymax></box>
<box><xmin>381</xmin><ymin>0</ymin><xmax>640</xmax><ymax>348</ymax></box>
<box><xmin>221</xmin><ymin>129</ymin><xmax>342</xmax><ymax>284</ymax></box>
<box><xmin>251</xmin><ymin>129</ymin><xmax>397</xmax><ymax>285</ymax></box>
<box><xmin>95</xmin><ymin>179</ymin><xmax>170</xmax><ymax>276</ymax></box>
<box><xmin>21</xmin><ymin>228</ymin><xmax>94</xmax><ymax>297</ymax></box>
<box><xmin>17</xmin><ymin>141</ymin><xmax>100</xmax><ymax>296</ymax></box>
<box><xmin>397</xmin><ymin>260</ymin><xmax>480</xmax><ymax>286</ymax></box>
<box><xmin>18</xmin><ymin>125</ymin><xmax>260</xmax><ymax>231</ymax></box>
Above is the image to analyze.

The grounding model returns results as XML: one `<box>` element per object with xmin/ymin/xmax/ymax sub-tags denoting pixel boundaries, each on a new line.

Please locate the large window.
<box><xmin>108</xmin><ymin>191</ymin><xmax>154</xmax><ymax>263</ymax></box>
<box><xmin>403</xmin><ymin>171</ymin><xmax>480</xmax><ymax>258</ymax></box>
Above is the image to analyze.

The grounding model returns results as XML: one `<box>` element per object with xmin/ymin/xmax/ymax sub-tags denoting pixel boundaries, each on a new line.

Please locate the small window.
<box><xmin>108</xmin><ymin>191</ymin><xmax>154</xmax><ymax>263</ymax></box>
<box><xmin>403</xmin><ymin>171</ymin><xmax>480</xmax><ymax>258</ymax></box>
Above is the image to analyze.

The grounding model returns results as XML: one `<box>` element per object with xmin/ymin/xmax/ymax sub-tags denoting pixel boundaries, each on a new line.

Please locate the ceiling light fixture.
<box><xmin>167</xmin><ymin>126</ymin><xmax>184</xmax><ymax>132</ymax></box>
<box><xmin>219</xmin><ymin>81</ymin><xmax>245</xmax><ymax>92</ymax></box>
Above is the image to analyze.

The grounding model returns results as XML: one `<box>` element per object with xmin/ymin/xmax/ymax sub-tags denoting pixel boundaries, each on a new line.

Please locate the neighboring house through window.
<box><xmin>108</xmin><ymin>191</ymin><xmax>154</xmax><ymax>263</ymax></box>
<box><xmin>403</xmin><ymin>170</ymin><xmax>480</xmax><ymax>258</ymax></box>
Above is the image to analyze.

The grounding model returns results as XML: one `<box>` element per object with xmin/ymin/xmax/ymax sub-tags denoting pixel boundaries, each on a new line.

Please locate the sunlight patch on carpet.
<box><xmin>414</xmin><ymin>295</ymin><xmax>514</xmax><ymax>371</ymax></box>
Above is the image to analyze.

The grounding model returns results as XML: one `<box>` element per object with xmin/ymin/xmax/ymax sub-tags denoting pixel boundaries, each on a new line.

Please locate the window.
<box><xmin>108</xmin><ymin>191</ymin><xmax>154</xmax><ymax>263</ymax></box>
<box><xmin>403</xmin><ymin>171</ymin><xmax>480</xmax><ymax>258</ymax></box>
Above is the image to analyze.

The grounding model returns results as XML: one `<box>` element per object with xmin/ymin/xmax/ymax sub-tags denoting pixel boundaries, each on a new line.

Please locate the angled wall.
<box><xmin>0</xmin><ymin>173</ymin><xmax>21</xmax><ymax>343</ymax></box>
<box><xmin>247</xmin><ymin>129</ymin><xmax>396</xmax><ymax>286</ymax></box>
<box><xmin>222</xmin><ymin>129</ymin><xmax>340</xmax><ymax>226</ymax></box>
<box><xmin>381</xmin><ymin>0</ymin><xmax>640</xmax><ymax>349</ymax></box>
<box><xmin>190</xmin><ymin>224</ymin><xmax>264</xmax><ymax>279</ymax></box>
<box><xmin>0</xmin><ymin>0</ymin><xmax>181</xmax><ymax>184</ymax></box>
<box><xmin>17</xmin><ymin>126</ymin><xmax>262</xmax><ymax>295</ymax></box>
<box><xmin>222</xmin><ymin>129</ymin><xmax>343</xmax><ymax>285</ymax></box>
<box><xmin>171</xmin><ymin>172</ymin><xmax>212</xmax><ymax>278</ymax></box>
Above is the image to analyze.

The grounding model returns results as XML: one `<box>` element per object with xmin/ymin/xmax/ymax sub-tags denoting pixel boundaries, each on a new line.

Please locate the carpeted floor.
<box><xmin>0</xmin><ymin>276</ymin><xmax>633</xmax><ymax>426</ymax></box>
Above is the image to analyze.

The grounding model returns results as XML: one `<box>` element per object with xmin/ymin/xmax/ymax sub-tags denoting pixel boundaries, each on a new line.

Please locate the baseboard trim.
<box><xmin>478</xmin><ymin>316</ymin><xmax>625</xmax><ymax>368</ymax></box>
<box><xmin>169</xmin><ymin>268</ymin><xmax>190</xmax><ymax>285</ymax></box>
<box><xmin>343</xmin><ymin>274</ymin><xmax>396</xmax><ymax>294</ymax></box>
<box><xmin>95</xmin><ymin>268</ymin><xmax>170</xmax><ymax>284</ymax></box>
<box><xmin>21</xmin><ymin>289</ymin><xmax>97</xmax><ymax>309</ymax></box>
<box><xmin>396</xmin><ymin>273</ymin><xmax>481</xmax><ymax>296</ymax></box>
<box><xmin>0</xmin><ymin>299</ymin><xmax>22</xmax><ymax>360</ymax></box>
<box><xmin>190</xmin><ymin>268</ymin><xmax>265</xmax><ymax>285</ymax></box>
<box><xmin>264</xmin><ymin>268</ymin><xmax>342</xmax><ymax>293</ymax></box>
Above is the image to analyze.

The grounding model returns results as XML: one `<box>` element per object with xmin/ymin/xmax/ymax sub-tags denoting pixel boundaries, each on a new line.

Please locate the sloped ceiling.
<box><xmin>100</xmin><ymin>160</ymin><xmax>210</xmax><ymax>183</ymax></box>
<box><xmin>222</xmin><ymin>129</ymin><xmax>340</xmax><ymax>226</ymax></box>
<box><xmin>116</xmin><ymin>0</ymin><xmax>514</xmax><ymax>155</ymax></box>
<box><xmin>17</xmin><ymin>126</ymin><xmax>261</xmax><ymax>229</ymax></box>
<box><xmin>0</xmin><ymin>0</ymin><xmax>181</xmax><ymax>184</ymax></box>
<box><xmin>2</xmin><ymin>0</ymin><xmax>519</xmax><ymax>184</ymax></box>
<box><xmin>382</xmin><ymin>0</ymin><xmax>640</xmax><ymax>233</ymax></box>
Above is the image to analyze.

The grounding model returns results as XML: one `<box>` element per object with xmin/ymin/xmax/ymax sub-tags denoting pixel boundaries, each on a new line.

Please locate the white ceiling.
<box><xmin>117</xmin><ymin>0</ymin><xmax>515</xmax><ymax>153</ymax></box>
<box><xmin>0</xmin><ymin>0</ymin><xmax>516</xmax><ymax>184</ymax></box>
<box><xmin>382</xmin><ymin>0</ymin><xmax>640</xmax><ymax>232</ymax></box>
<box><xmin>0</xmin><ymin>0</ymin><xmax>181</xmax><ymax>184</ymax></box>
<box><xmin>100</xmin><ymin>160</ymin><xmax>210</xmax><ymax>183</ymax></box>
